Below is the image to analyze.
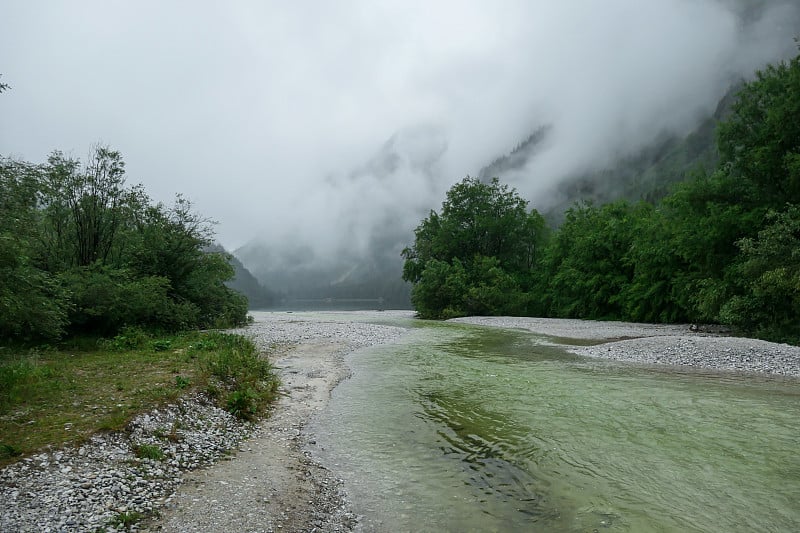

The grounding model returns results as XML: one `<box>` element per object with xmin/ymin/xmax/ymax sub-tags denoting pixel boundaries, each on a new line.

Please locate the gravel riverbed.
<box><xmin>0</xmin><ymin>395</ymin><xmax>256</xmax><ymax>533</ymax></box>
<box><xmin>3</xmin><ymin>311</ymin><xmax>797</xmax><ymax>532</ymax></box>
<box><xmin>0</xmin><ymin>311</ymin><xmax>410</xmax><ymax>533</ymax></box>
<box><xmin>451</xmin><ymin>316</ymin><xmax>800</xmax><ymax>377</ymax></box>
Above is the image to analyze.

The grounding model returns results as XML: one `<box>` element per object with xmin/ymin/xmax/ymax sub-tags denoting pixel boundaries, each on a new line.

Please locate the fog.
<box><xmin>1</xmin><ymin>1</ymin><xmax>798</xmax><ymax>263</ymax></box>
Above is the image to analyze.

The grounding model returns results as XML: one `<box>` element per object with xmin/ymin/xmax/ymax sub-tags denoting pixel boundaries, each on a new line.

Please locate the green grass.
<box><xmin>109</xmin><ymin>510</ymin><xmax>145</xmax><ymax>529</ymax></box>
<box><xmin>134</xmin><ymin>443</ymin><xmax>165</xmax><ymax>461</ymax></box>
<box><xmin>0</xmin><ymin>330</ymin><xmax>279</xmax><ymax>467</ymax></box>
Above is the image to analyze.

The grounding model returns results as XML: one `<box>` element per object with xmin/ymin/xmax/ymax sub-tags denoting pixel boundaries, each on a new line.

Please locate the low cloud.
<box><xmin>1</xmin><ymin>1</ymin><xmax>798</xmax><ymax>264</ymax></box>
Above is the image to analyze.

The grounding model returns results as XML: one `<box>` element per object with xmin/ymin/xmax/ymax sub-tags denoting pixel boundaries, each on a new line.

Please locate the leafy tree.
<box><xmin>655</xmin><ymin>169</ymin><xmax>765</xmax><ymax>322</ymax></box>
<box><xmin>403</xmin><ymin>177</ymin><xmax>546</xmax><ymax>318</ymax></box>
<box><xmin>38</xmin><ymin>148</ymin><xmax>128</xmax><ymax>269</ymax></box>
<box><xmin>717</xmin><ymin>51</ymin><xmax>800</xmax><ymax>206</ymax></box>
<box><xmin>620</xmin><ymin>205</ymin><xmax>688</xmax><ymax>322</ymax></box>
<box><xmin>0</xmin><ymin>158</ymin><xmax>68</xmax><ymax>340</ymax></box>
<box><xmin>464</xmin><ymin>255</ymin><xmax>526</xmax><ymax>316</ymax></box>
<box><xmin>720</xmin><ymin>205</ymin><xmax>800</xmax><ymax>342</ymax></box>
<box><xmin>399</xmin><ymin>47</ymin><xmax>800</xmax><ymax>342</ymax></box>
<box><xmin>0</xmin><ymin>146</ymin><xmax>249</xmax><ymax>341</ymax></box>
<box><xmin>56</xmin><ymin>266</ymin><xmax>179</xmax><ymax>334</ymax></box>
<box><xmin>541</xmin><ymin>201</ymin><xmax>640</xmax><ymax>319</ymax></box>
<box><xmin>409</xmin><ymin>258</ymin><xmax>468</xmax><ymax>319</ymax></box>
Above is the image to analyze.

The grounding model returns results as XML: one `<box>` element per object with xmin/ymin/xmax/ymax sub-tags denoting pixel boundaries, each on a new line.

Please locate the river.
<box><xmin>307</xmin><ymin>317</ymin><xmax>800</xmax><ymax>532</ymax></box>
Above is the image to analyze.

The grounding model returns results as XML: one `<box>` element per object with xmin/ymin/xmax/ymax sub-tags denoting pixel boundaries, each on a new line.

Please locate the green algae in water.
<box><xmin>309</xmin><ymin>322</ymin><xmax>800</xmax><ymax>532</ymax></box>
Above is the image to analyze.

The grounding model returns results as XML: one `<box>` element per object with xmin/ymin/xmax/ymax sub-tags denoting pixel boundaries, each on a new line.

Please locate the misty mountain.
<box><xmin>478</xmin><ymin>126</ymin><xmax>551</xmax><ymax>182</ymax></box>
<box><xmin>231</xmin><ymin>0</ymin><xmax>799</xmax><ymax>310</ymax></box>
<box><xmin>232</xmin><ymin>127</ymin><xmax>447</xmax><ymax>309</ymax></box>
<box><xmin>236</xmin><ymin>78</ymin><xmax>747</xmax><ymax>309</ymax></box>
<box><xmin>479</xmin><ymin>84</ymin><xmax>740</xmax><ymax>222</ymax></box>
<box><xmin>206</xmin><ymin>244</ymin><xmax>276</xmax><ymax>309</ymax></box>
<box><xmin>234</xmin><ymin>239</ymin><xmax>411</xmax><ymax>309</ymax></box>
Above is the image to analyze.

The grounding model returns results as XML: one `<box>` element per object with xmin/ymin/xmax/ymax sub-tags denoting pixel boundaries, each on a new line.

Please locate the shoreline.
<box><xmin>450</xmin><ymin>316</ymin><xmax>800</xmax><ymax>378</ymax></box>
<box><xmin>148</xmin><ymin>311</ymin><xmax>410</xmax><ymax>532</ymax></box>
<box><xmin>1</xmin><ymin>311</ymin><xmax>410</xmax><ymax>533</ymax></box>
<box><xmin>4</xmin><ymin>311</ymin><xmax>797</xmax><ymax>531</ymax></box>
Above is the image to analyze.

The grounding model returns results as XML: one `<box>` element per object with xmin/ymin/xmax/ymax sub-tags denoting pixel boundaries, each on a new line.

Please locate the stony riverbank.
<box><xmin>0</xmin><ymin>395</ymin><xmax>255</xmax><ymax>532</ymax></box>
<box><xmin>4</xmin><ymin>311</ymin><xmax>796</xmax><ymax>531</ymax></box>
<box><xmin>450</xmin><ymin>316</ymin><xmax>800</xmax><ymax>377</ymax></box>
<box><xmin>0</xmin><ymin>311</ymin><xmax>410</xmax><ymax>533</ymax></box>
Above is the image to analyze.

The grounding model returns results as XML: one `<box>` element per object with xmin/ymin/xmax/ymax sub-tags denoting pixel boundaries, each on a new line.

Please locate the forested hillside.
<box><xmin>479</xmin><ymin>84</ymin><xmax>740</xmax><ymax>223</ymax></box>
<box><xmin>403</xmin><ymin>48</ymin><xmax>800</xmax><ymax>343</ymax></box>
<box><xmin>206</xmin><ymin>243</ymin><xmax>276</xmax><ymax>309</ymax></box>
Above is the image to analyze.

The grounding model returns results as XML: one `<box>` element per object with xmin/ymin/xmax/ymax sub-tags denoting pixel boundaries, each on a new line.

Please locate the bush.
<box><xmin>196</xmin><ymin>333</ymin><xmax>279</xmax><ymax>418</ymax></box>
<box><xmin>226</xmin><ymin>388</ymin><xmax>258</xmax><ymax>419</ymax></box>
<box><xmin>0</xmin><ymin>241</ymin><xmax>69</xmax><ymax>342</ymax></box>
<box><xmin>100</xmin><ymin>326</ymin><xmax>151</xmax><ymax>351</ymax></box>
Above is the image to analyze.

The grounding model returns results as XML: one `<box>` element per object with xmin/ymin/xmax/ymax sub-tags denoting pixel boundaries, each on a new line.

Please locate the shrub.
<box><xmin>196</xmin><ymin>332</ymin><xmax>279</xmax><ymax>418</ymax></box>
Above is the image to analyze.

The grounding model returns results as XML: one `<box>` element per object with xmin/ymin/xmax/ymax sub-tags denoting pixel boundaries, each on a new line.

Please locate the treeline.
<box><xmin>403</xmin><ymin>49</ymin><xmax>800</xmax><ymax>343</ymax></box>
<box><xmin>0</xmin><ymin>146</ymin><xmax>248</xmax><ymax>342</ymax></box>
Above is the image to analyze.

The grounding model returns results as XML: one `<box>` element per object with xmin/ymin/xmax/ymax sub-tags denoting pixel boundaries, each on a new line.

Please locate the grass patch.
<box><xmin>197</xmin><ymin>332</ymin><xmax>280</xmax><ymax>421</ymax></box>
<box><xmin>134</xmin><ymin>443</ymin><xmax>165</xmax><ymax>461</ymax></box>
<box><xmin>109</xmin><ymin>510</ymin><xmax>145</xmax><ymax>529</ymax></box>
<box><xmin>0</xmin><ymin>330</ymin><xmax>279</xmax><ymax>467</ymax></box>
<box><xmin>0</xmin><ymin>442</ymin><xmax>22</xmax><ymax>460</ymax></box>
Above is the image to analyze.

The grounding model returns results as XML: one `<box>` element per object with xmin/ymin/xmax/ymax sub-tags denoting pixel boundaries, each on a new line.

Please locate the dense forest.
<box><xmin>403</xmin><ymin>48</ymin><xmax>800</xmax><ymax>343</ymax></box>
<box><xmin>0</xmin><ymin>145</ymin><xmax>248</xmax><ymax>342</ymax></box>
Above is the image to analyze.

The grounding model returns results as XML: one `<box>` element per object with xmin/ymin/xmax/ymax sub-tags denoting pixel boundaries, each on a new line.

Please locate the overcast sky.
<box><xmin>1</xmin><ymin>1</ymin><xmax>798</xmax><ymax>254</ymax></box>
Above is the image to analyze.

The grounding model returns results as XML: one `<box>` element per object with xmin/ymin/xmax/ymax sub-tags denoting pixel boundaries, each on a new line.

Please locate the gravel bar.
<box><xmin>1</xmin><ymin>395</ymin><xmax>255</xmax><ymax>533</ymax></box>
<box><xmin>1</xmin><ymin>311</ymin><xmax>410</xmax><ymax>533</ymax></box>
<box><xmin>451</xmin><ymin>316</ymin><xmax>800</xmax><ymax>377</ymax></box>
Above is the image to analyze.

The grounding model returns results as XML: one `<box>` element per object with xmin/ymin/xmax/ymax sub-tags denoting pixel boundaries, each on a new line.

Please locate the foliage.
<box><xmin>717</xmin><ymin>52</ymin><xmax>800</xmax><ymax>206</ymax></box>
<box><xmin>174</xmin><ymin>375</ymin><xmax>191</xmax><ymax>389</ymax></box>
<box><xmin>720</xmin><ymin>206</ymin><xmax>800</xmax><ymax>342</ymax></box>
<box><xmin>620</xmin><ymin>206</ymin><xmax>688</xmax><ymax>323</ymax></box>
<box><xmin>0</xmin><ymin>442</ymin><xmax>22</xmax><ymax>460</ymax></box>
<box><xmin>409</xmin><ymin>258</ymin><xmax>469</xmax><ymax>319</ymax></box>
<box><xmin>0</xmin><ymin>146</ymin><xmax>249</xmax><ymax>342</ymax></box>
<box><xmin>0</xmin><ymin>331</ymin><xmax>279</xmax><ymax>465</ymax></box>
<box><xmin>133</xmin><ymin>443</ymin><xmax>165</xmax><ymax>461</ymax></box>
<box><xmin>0</xmin><ymin>355</ymin><xmax>58</xmax><ymax>410</ymax></box>
<box><xmin>197</xmin><ymin>332</ymin><xmax>279</xmax><ymax>419</ymax></box>
<box><xmin>402</xmin><ymin>48</ymin><xmax>800</xmax><ymax>343</ymax></box>
<box><xmin>109</xmin><ymin>511</ymin><xmax>145</xmax><ymax>529</ymax></box>
<box><xmin>402</xmin><ymin>177</ymin><xmax>547</xmax><ymax>318</ymax></box>
<box><xmin>541</xmin><ymin>201</ymin><xmax>640</xmax><ymax>319</ymax></box>
<box><xmin>0</xmin><ymin>159</ymin><xmax>70</xmax><ymax>340</ymax></box>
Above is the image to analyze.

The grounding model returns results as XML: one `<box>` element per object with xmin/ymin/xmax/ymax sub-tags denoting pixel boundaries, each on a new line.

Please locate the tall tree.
<box><xmin>0</xmin><ymin>158</ymin><xmax>68</xmax><ymax>340</ymax></box>
<box><xmin>39</xmin><ymin>147</ymin><xmax>127</xmax><ymax>268</ymax></box>
<box><xmin>717</xmin><ymin>50</ymin><xmax>800</xmax><ymax>206</ymax></box>
<box><xmin>402</xmin><ymin>176</ymin><xmax>546</xmax><ymax>318</ymax></box>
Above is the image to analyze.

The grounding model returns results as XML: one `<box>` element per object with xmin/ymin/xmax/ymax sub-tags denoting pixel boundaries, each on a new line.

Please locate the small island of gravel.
<box><xmin>450</xmin><ymin>316</ymin><xmax>800</xmax><ymax>378</ymax></box>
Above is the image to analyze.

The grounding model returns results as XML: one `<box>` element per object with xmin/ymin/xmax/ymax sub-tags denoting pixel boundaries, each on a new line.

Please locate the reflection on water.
<box><xmin>307</xmin><ymin>320</ymin><xmax>800</xmax><ymax>532</ymax></box>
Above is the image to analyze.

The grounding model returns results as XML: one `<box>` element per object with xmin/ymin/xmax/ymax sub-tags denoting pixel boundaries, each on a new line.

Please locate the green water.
<box><xmin>308</xmin><ymin>321</ymin><xmax>800</xmax><ymax>532</ymax></box>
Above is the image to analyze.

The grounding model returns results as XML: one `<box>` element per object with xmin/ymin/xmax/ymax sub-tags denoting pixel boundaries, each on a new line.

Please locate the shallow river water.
<box><xmin>308</xmin><ymin>317</ymin><xmax>800</xmax><ymax>532</ymax></box>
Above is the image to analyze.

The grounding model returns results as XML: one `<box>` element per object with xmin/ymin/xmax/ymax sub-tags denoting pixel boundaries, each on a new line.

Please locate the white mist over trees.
<box><xmin>1</xmin><ymin>1</ymin><xmax>799</xmax><ymax>301</ymax></box>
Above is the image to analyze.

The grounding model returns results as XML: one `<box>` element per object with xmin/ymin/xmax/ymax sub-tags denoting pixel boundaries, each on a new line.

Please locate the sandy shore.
<box><xmin>147</xmin><ymin>340</ymin><xmax>355</xmax><ymax>532</ymax></box>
